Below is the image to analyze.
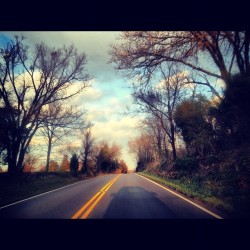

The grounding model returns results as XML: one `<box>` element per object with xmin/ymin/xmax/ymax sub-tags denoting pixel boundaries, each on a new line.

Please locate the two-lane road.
<box><xmin>0</xmin><ymin>173</ymin><xmax>223</xmax><ymax>219</ymax></box>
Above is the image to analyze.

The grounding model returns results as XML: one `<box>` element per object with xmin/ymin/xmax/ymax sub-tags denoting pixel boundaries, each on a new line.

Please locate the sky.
<box><xmin>0</xmin><ymin>31</ymin><xmax>227</xmax><ymax>171</ymax></box>
<box><xmin>1</xmin><ymin>31</ymin><xmax>142</xmax><ymax>170</ymax></box>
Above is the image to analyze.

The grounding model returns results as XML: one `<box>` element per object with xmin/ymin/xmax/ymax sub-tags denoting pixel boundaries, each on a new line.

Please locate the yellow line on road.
<box><xmin>81</xmin><ymin>176</ymin><xmax>118</xmax><ymax>219</ymax></box>
<box><xmin>71</xmin><ymin>177</ymin><xmax>115</xmax><ymax>219</ymax></box>
<box><xmin>72</xmin><ymin>174</ymin><xmax>121</xmax><ymax>219</ymax></box>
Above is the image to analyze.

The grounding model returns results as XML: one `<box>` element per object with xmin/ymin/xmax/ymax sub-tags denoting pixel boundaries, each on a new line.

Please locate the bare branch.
<box><xmin>0</xmin><ymin>36</ymin><xmax>91</xmax><ymax>173</ymax></box>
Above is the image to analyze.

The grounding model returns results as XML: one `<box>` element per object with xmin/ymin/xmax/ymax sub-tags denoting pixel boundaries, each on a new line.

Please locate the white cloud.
<box><xmin>92</xmin><ymin>116</ymin><xmax>139</xmax><ymax>139</ymax></box>
<box><xmin>4</xmin><ymin>31</ymin><xmax>122</xmax><ymax>83</ymax></box>
<box><xmin>82</xmin><ymin>87</ymin><xmax>103</xmax><ymax>102</ymax></box>
<box><xmin>86</xmin><ymin>108</ymin><xmax>115</xmax><ymax>122</ymax></box>
<box><xmin>66</xmin><ymin>80</ymin><xmax>103</xmax><ymax>107</ymax></box>
<box><xmin>29</xmin><ymin>92</ymin><xmax>140</xmax><ymax>169</ymax></box>
<box><xmin>156</xmin><ymin>70</ymin><xmax>190</xmax><ymax>90</ymax></box>
<box><xmin>108</xmin><ymin>97</ymin><xmax>121</xmax><ymax>106</ymax></box>
<box><xmin>30</xmin><ymin>135</ymin><xmax>46</xmax><ymax>147</ymax></box>
<box><xmin>216</xmin><ymin>78</ymin><xmax>226</xmax><ymax>89</ymax></box>
<box><xmin>2</xmin><ymin>32</ymin><xmax>139</xmax><ymax>170</ymax></box>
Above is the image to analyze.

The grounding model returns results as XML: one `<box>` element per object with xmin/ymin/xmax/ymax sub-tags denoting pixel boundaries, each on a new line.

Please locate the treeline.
<box><xmin>0</xmin><ymin>35</ymin><xmax>128</xmax><ymax>175</ymax></box>
<box><xmin>110</xmin><ymin>31</ymin><xmax>250</xmax><ymax>170</ymax></box>
<box><xmin>111</xmin><ymin>32</ymin><xmax>250</xmax><ymax>216</ymax></box>
<box><xmin>24</xmin><ymin>135</ymin><xmax>128</xmax><ymax>176</ymax></box>
<box><xmin>128</xmin><ymin>76</ymin><xmax>250</xmax><ymax>173</ymax></box>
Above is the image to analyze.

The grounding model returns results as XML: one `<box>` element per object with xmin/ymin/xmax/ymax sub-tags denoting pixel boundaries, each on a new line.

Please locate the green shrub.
<box><xmin>173</xmin><ymin>157</ymin><xmax>199</xmax><ymax>172</ymax></box>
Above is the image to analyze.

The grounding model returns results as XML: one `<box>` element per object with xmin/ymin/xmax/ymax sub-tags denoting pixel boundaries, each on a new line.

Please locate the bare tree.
<box><xmin>140</xmin><ymin>115</ymin><xmax>169</xmax><ymax>163</ymax></box>
<box><xmin>0</xmin><ymin>36</ymin><xmax>91</xmax><ymax>173</ymax></box>
<box><xmin>128</xmin><ymin>133</ymin><xmax>155</xmax><ymax>171</ymax></box>
<box><xmin>132</xmin><ymin>64</ymin><xmax>187</xmax><ymax>161</ymax></box>
<box><xmin>40</xmin><ymin>102</ymin><xmax>86</xmax><ymax>172</ymax></box>
<box><xmin>110</xmin><ymin>31</ymin><xmax>250</xmax><ymax>99</ymax></box>
<box><xmin>59</xmin><ymin>142</ymin><xmax>82</xmax><ymax>157</ymax></box>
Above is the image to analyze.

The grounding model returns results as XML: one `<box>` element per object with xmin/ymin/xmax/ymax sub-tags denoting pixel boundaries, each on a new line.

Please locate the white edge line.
<box><xmin>0</xmin><ymin>175</ymin><xmax>106</xmax><ymax>210</ymax></box>
<box><xmin>136</xmin><ymin>173</ymin><xmax>223</xmax><ymax>219</ymax></box>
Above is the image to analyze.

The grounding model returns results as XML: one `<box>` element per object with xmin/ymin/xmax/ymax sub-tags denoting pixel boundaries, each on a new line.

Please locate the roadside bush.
<box><xmin>173</xmin><ymin>156</ymin><xmax>199</xmax><ymax>172</ymax></box>
<box><xmin>237</xmin><ymin>146</ymin><xmax>250</xmax><ymax>172</ymax></box>
<box><xmin>87</xmin><ymin>170</ymin><xmax>94</xmax><ymax>177</ymax></box>
<box><xmin>157</xmin><ymin>159</ymin><xmax>170</xmax><ymax>171</ymax></box>
<box><xmin>203</xmin><ymin>154</ymin><xmax>221</xmax><ymax>165</ymax></box>
<box><xmin>162</xmin><ymin>170</ymin><xmax>185</xmax><ymax>179</ymax></box>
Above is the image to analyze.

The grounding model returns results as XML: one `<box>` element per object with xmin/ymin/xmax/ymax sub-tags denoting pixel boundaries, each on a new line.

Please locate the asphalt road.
<box><xmin>0</xmin><ymin>173</ymin><xmax>223</xmax><ymax>219</ymax></box>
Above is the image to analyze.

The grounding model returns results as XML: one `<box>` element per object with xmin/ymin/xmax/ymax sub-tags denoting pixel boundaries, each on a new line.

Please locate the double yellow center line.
<box><xmin>72</xmin><ymin>174</ymin><xmax>121</xmax><ymax>219</ymax></box>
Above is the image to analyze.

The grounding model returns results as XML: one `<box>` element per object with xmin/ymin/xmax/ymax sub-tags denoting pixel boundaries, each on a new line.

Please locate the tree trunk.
<box><xmin>8</xmin><ymin>150</ymin><xmax>25</xmax><ymax>174</ymax></box>
<box><xmin>170</xmin><ymin>122</ymin><xmax>177</xmax><ymax>161</ymax></box>
<box><xmin>46</xmin><ymin>139</ymin><xmax>52</xmax><ymax>172</ymax></box>
<box><xmin>7</xmin><ymin>137</ymin><xmax>21</xmax><ymax>174</ymax></box>
<box><xmin>7</xmin><ymin>157</ymin><xmax>17</xmax><ymax>174</ymax></box>
<box><xmin>163</xmin><ymin>134</ymin><xmax>168</xmax><ymax>160</ymax></box>
<box><xmin>221</xmin><ymin>70</ymin><xmax>231</xmax><ymax>85</ymax></box>
<box><xmin>244</xmin><ymin>31</ymin><xmax>250</xmax><ymax>76</ymax></box>
<box><xmin>171</xmin><ymin>139</ymin><xmax>177</xmax><ymax>161</ymax></box>
<box><xmin>16</xmin><ymin>146</ymin><xmax>26</xmax><ymax>173</ymax></box>
<box><xmin>82</xmin><ymin>154</ymin><xmax>88</xmax><ymax>173</ymax></box>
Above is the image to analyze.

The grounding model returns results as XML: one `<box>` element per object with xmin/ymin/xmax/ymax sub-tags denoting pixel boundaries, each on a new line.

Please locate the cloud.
<box><xmin>3</xmin><ymin>31</ymin><xmax>122</xmax><ymax>83</ymax></box>
<box><xmin>155</xmin><ymin>70</ymin><xmax>190</xmax><ymax>90</ymax></box>
<box><xmin>82</xmin><ymin>87</ymin><xmax>103</xmax><ymax>102</ymax></box>
<box><xmin>92</xmin><ymin>116</ymin><xmax>139</xmax><ymax>140</ymax></box>
<box><xmin>29</xmin><ymin>88</ymin><xmax>140</xmax><ymax>169</ymax></box>
<box><xmin>30</xmin><ymin>135</ymin><xmax>46</xmax><ymax>147</ymax></box>
<box><xmin>66</xmin><ymin>81</ymin><xmax>103</xmax><ymax>107</ymax></box>
<box><xmin>87</xmin><ymin>108</ymin><xmax>114</xmax><ymax>123</ymax></box>
<box><xmin>91</xmin><ymin>115</ymin><xmax>141</xmax><ymax>169</ymax></box>
<box><xmin>1</xmin><ymin>32</ymin><xmax>139</xmax><ymax>170</ymax></box>
<box><xmin>216</xmin><ymin>78</ymin><xmax>226</xmax><ymax>89</ymax></box>
<box><xmin>85</xmin><ymin>94</ymin><xmax>133</xmax><ymax>121</ymax></box>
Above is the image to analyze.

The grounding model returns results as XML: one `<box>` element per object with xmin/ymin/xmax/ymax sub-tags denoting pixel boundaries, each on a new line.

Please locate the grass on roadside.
<box><xmin>0</xmin><ymin>172</ymin><xmax>95</xmax><ymax>207</ymax></box>
<box><xmin>138</xmin><ymin>171</ymin><xmax>234</xmax><ymax>216</ymax></box>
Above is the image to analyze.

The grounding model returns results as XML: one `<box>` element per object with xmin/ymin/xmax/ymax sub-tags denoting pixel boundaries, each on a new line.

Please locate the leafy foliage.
<box><xmin>174</xmin><ymin>95</ymin><xmax>215</xmax><ymax>157</ymax></box>
<box><xmin>173</xmin><ymin>157</ymin><xmax>199</xmax><ymax>172</ymax></box>
<box><xmin>210</xmin><ymin>74</ymin><xmax>250</xmax><ymax>149</ymax></box>
<box><xmin>120</xmin><ymin>160</ymin><xmax>128</xmax><ymax>173</ymax></box>
<box><xmin>61</xmin><ymin>155</ymin><xmax>70</xmax><ymax>172</ymax></box>
<box><xmin>49</xmin><ymin>160</ymin><xmax>60</xmax><ymax>172</ymax></box>
<box><xmin>95</xmin><ymin>141</ymin><xmax>121</xmax><ymax>173</ymax></box>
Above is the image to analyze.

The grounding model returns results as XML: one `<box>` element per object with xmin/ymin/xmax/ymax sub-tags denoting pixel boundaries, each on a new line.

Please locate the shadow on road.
<box><xmin>103</xmin><ymin>186</ymin><xmax>178</xmax><ymax>219</ymax></box>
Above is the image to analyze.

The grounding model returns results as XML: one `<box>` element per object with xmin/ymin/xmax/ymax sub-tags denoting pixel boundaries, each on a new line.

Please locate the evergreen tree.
<box><xmin>210</xmin><ymin>74</ymin><xmax>250</xmax><ymax>149</ymax></box>
<box><xmin>174</xmin><ymin>95</ymin><xmax>215</xmax><ymax>157</ymax></box>
<box><xmin>70</xmin><ymin>153</ymin><xmax>79</xmax><ymax>175</ymax></box>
